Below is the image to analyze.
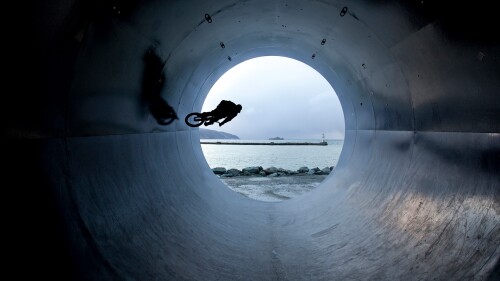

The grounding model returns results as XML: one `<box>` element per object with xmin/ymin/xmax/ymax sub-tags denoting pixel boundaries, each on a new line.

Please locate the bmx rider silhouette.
<box><xmin>205</xmin><ymin>100</ymin><xmax>242</xmax><ymax>126</ymax></box>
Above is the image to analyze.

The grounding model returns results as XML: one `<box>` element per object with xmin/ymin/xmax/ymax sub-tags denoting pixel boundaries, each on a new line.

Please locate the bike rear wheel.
<box><xmin>185</xmin><ymin>112</ymin><xmax>204</xmax><ymax>127</ymax></box>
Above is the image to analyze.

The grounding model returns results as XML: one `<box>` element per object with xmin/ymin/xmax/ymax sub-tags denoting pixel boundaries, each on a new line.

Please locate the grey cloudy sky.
<box><xmin>202</xmin><ymin>56</ymin><xmax>345</xmax><ymax>140</ymax></box>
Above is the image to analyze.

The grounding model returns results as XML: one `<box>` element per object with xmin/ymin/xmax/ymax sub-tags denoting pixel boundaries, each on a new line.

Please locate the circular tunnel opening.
<box><xmin>198</xmin><ymin>56</ymin><xmax>345</xmax><ymax>202</ymax></box>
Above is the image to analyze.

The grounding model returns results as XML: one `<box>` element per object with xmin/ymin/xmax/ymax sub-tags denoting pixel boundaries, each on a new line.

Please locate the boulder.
<box><xmin>242</xmin><ymin>166</ymin><xmax>262</xmax><ymax>174</ymax></box>
<box><xmin>320</xmin><ymin>167</ymin><xmax>331</xmax><ymax>175</ymax></box>
<box><xmin>226</xmin><ymin>168</ymin><xmax>241</xmax><ymax>177</ymax></box>
<box><xmin>308</xmin><ymin>167</ymin><xmax>320</xmax><ymax>175</ymax></box>
<box><xmin>297</xmin><ymin>166</ymin><xmax>309</xmax><ymax>173</ymax></box>
<box><xmin>264</xmin><ymin>167</ymin><xmax>278</xmax><ymax>175</ymax></box>
<box><xmin>212</xmin><ymin>167</ymin><xmax>226</xmax><ymax>175</ymax></box>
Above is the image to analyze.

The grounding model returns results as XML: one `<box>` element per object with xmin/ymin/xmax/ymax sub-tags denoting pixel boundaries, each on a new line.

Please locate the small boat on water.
<box><xmin>201</xmin><ymin>134</ymin><xmax>328</xmax><ymax>146</ymax></box>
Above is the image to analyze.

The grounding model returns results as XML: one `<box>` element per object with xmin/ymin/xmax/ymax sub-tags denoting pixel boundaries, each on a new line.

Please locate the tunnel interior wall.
<box><xmin>7</xmin><ymin>0</ymin><xmax>500</xmax><ymax>280</ymax></box>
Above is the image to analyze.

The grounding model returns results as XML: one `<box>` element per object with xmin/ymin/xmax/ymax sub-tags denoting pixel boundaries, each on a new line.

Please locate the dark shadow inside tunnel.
<box><xmin>141</xmin><ymin>48</ymin><xmax>178</xmax><ymax>125</ymax></box>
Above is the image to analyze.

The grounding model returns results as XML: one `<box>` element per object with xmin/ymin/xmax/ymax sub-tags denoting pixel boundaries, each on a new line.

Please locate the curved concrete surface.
<box><xmin>7</xmin><ymin>0</ymin><xmax>499</xmax><ymax>280</ymax></box>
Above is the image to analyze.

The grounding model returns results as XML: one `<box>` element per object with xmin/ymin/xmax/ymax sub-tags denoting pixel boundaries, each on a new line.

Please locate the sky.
<box><xmin>201</xmin><ymin>56</ymin><xmax>345</xmax><ymax>140</ymax></box>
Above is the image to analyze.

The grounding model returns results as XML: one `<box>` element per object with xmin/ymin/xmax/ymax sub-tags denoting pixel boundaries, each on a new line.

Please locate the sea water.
<box><xmin>201</xmin><ymin>139</ymin><xmax>344</xmax><ymax>201</ymax></box>
<box><xmin>201</xmin><ymin>139</ymin><xmax>344</xmax><ymax>171</ymax></box>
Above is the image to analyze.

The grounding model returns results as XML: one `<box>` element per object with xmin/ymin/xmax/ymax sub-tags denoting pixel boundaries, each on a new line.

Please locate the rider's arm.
<box><xmin>219</xmin><ymin>115</ymin><xmax>234</xmax><ymax>126</ymax></box>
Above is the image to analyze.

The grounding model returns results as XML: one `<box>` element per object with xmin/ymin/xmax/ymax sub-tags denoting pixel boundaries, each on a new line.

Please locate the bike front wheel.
<box><xmin>185</xmin><ymin>112</ymin><xmax>205</xmax><ymax>127</ymax></box>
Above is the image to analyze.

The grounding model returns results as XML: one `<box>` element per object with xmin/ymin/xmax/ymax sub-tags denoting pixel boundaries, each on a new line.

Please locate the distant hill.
<box><xmin>199</xmin><ymin>128</ymin><xmax>240</xmax><ymax>139</ymax></box>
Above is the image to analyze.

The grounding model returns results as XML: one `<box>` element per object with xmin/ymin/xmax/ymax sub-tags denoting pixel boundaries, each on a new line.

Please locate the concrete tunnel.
<box><xmin>7</xmin><ymin>0</ymin><xmax>499</xmax><ymax>280</ymax></box>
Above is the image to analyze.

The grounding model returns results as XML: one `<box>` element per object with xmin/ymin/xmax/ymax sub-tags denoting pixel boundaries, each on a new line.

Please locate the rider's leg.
<box><xmin>204</xmin><ymin>118</ymin><xmax>216</xmax><ymax>126</ymax></box>
<box><xmin>203</xmin><ymin>110</ymin><xmax>218</xmax><ymax>125</ymax></box>
<box><xmin>200</xmin><ymin>112</ymin><xmax>211</xmax><ymax>125</ymax></box>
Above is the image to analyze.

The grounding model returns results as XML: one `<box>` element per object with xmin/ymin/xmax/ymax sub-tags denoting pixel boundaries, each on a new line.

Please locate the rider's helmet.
<box><xmin>236</xmin><ymin>104</ymin><xmax>242</xmax><ymax>112</ymax></box>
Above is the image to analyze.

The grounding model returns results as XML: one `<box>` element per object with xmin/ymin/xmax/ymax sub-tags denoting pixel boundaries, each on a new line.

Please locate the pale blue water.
<box><xmin>201</xmin><ymin>139</ymin><xmax>344</xmax><ymax>171</ymax></box>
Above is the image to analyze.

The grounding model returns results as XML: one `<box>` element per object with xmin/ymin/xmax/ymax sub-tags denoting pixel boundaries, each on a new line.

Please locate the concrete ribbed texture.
<box><xmin>7</xmin><ymin>0</ymin><xmax>499</xmax><ymax>280</ymax></box>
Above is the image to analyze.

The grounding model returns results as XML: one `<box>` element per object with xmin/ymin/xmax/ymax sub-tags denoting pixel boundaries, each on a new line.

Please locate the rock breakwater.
<box><xmin>211</xmin><ymin>166</ymin><xmax>334</xmax><ymax>177</ymax></box>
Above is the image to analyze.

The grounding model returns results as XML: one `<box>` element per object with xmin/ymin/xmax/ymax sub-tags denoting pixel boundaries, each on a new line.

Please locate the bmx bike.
<box><xmin>185</xmin><ymin>112</ymin><xmax>219</xmax><ymax>127</ymax></box>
